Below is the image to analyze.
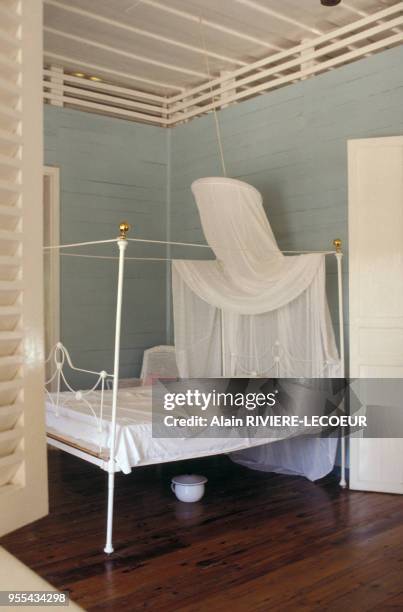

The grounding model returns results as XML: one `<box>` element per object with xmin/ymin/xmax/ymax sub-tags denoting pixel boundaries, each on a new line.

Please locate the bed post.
<box><xmin>334</xmin><ymin>239</ymin><xmax>346</xmax><ymax>489</ymax></box>
<box><xmin>104</xmin><ymin>222</ymin><xmax>129</xmax><ymax>554</ymax></box>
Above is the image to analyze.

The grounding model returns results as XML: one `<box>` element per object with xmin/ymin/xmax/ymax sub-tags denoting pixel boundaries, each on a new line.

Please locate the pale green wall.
<box><xmin>44</xmin><ymin>106</ymin><xmax>168</xmax><ymax>385</ymax></box>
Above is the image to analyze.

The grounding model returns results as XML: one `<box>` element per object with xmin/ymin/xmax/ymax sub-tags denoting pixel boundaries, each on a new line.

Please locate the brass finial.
<box><xmin>333</xmin><ymin>238</ymin><xmax>342</xmax><ymax>253</ymax></box>
<box><xmin>119</xmin><ymin>221</ymin><xmax>130</xmax><ymax>239</ymax></box>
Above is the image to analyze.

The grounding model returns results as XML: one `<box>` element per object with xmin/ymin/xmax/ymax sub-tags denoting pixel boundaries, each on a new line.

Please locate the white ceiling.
<box><xmin>43</xmin><ymin>0</ymin><xmax>401</xmax><ymax>96</ymax></box>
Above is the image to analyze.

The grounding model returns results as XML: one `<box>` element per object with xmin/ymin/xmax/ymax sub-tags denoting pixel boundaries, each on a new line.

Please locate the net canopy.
<box><xmin>172</xmin><ymin>177</ymin><xmax>341</xmax><ymax>480</ymax></box>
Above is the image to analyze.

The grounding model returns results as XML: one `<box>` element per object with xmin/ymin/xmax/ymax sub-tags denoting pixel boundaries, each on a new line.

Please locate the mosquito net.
<box><xmin>172</xmin><ymin>177</ymin><xmax>341</xmax><ymax>480</ymax></box>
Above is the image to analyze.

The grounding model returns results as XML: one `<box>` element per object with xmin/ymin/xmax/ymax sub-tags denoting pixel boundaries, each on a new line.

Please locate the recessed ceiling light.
<box><xmin>72</xmin><ymin>72</ymin><xmax>85</xmax><ymax>78</ymax></box>
<box><xmin>321</xmin><ymin>0</ymin><xmax>341</xmax><ymax>5</ymax></box>
<box><xmin>89</xmin><ymin>76</ymin><xmax>102</xmax><ymax>82</ymax></box>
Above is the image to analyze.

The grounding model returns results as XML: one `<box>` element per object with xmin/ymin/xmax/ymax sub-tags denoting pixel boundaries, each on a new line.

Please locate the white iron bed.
<box><xmin>44</xmin><ymin>222</ymin><xmax>346</xmax><ymax>554</ymax></box>
<box><xmin>46</xmin><ymin>379</ymin><xmax>311</xmax><ymax>474</ymax></box>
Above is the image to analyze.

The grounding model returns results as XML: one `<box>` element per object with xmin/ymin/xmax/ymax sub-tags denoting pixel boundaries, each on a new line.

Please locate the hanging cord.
<box><xmin>198</xmin><ymin>16</ymin><xmax>227</xmax><ymax>177</ymax></box>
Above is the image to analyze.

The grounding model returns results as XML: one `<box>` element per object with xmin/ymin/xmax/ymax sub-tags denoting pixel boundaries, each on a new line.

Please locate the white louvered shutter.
<box><xmin>0</xmin><ymin>0</ymin><xmax>48</xmax><ymax>536</ymax></box>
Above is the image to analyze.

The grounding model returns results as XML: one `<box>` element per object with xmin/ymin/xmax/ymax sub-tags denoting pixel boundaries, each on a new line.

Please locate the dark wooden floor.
<box><xmin>2</xmin><ymin>449</ymin><xmax>403</xmax><ymax>612</ymax></box>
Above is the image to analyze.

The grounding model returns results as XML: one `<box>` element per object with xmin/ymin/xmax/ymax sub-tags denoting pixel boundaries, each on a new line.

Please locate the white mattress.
<box><xmin>46</xmin><ymin>386</ymin><xmax>294</xmax><ymax>474</ymax></box>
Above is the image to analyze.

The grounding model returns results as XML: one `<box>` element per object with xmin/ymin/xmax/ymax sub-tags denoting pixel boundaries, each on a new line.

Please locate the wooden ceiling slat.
<box><xmin>43</xmin><ymin>0</ymin><xmax>402</xmax><ymax>102</ymax></box>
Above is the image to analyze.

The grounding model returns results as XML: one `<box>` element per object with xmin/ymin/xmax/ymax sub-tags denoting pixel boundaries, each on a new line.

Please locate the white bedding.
<box><xmin>46</xmin><ymin>385</ymin><xmax>296</xmax><ymax>474</ymax></box>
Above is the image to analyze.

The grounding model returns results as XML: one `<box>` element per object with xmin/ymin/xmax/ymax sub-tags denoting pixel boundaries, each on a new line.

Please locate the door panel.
<box><xmin>349</xmin><ymin>136</ymin><xmax>403</xmax><ymax>494</ymax></box>
<box><xmin>0</xmin><ymin>0</ymin><xmax>48</xmax><ymax>536</ymax></box>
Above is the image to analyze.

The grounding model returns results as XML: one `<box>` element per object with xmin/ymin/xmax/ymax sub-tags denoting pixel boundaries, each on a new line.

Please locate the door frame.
<box><xmin>43</xmin><ymin>166</ymin><xmax>60</xmax><ymax>374</ymax></box>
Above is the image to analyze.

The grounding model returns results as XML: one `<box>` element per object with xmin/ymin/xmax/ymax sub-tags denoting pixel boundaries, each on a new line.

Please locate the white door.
<box><xmin>348</xmin><ymin>136</ymin><xmax>403</xmax><ymax>494</ymax></box>
<box><xmin>0</xmin><ymin>0</ymin><xmax>48</xmax><ymax>535</ymax></box>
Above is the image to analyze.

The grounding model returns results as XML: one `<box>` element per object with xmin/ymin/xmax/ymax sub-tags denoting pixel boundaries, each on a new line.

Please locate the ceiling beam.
<box><xmin>43</xmin><ymin>69</ymin><xmax>167</xmax><ymax>103</ymax></box>
<box><xmin>44</xmin><ymin>27</ymin><xmax>208</xmax><ymax>78</ymax></box>
<box><xmin>342</xmin><ymin>3</ymin><xmax>377</xmax><ymax>17</ymax></box>
<box><xmin>234</xmin><ymin>0</ymin><xmax>322</xmax><ymax>36</ymax></box>
<box><xmin>43</xmin><ymin>82</ymin><xmax>167</xmax><ymax>116</ymax></box>
<box><xmin>43</xmin><ymin>51</ymin><xmax>182</xmax><ymax>93</ymax></box>
<box><xmin>43</xmin><ymin>70</ymin><xmax>168</xmax><ymax>109</ymax></box>
<box><xmin>171</xmin><ymin>15</ymin><xmax>403</xmax><ymax>116</ymax></box>
<box><xmin>43</xmin><ymin>91</ymin><xmax>169</xmax><ymax>125</ymax></box>
<box><xmin>141</xmin><ymin>0</ymin><xmax>286</xmax><ymax>52</ymax></box>
<box><xmin>168</xmin><ymin>2</ymin><xmax>403</xmax><ymax>105</ymax></box>
<box><xmin>45</xmin><ymin>0</ymin><xmax>248</xmax><ymax>68</ymax></box>
<box><xmin>234</xmin><ymin>0</ymin><xmax>373</xmax><ymax>55</ymax></box>
<box><xmin>169</xmin><ymin>29</ymin><xmax>403</xmax><ymax>125</ymax></box>
<box><xmin>342</xmin><ymin>1</ymin><xmax>402</xmax><ymax>35</ymax></box>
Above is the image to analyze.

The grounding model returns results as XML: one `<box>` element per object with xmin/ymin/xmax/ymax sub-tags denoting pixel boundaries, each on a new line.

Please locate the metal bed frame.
<box><xmin>44</xmin><ymin>222</ymin><xmax>346</xmax><ymax>554</ymax></box>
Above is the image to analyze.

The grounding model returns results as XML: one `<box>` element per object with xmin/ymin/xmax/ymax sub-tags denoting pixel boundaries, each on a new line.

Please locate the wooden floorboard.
<box><xmin>2</xmin><ymin>449</ymin><xmax>403</xmax><ymax>612</ymax></box>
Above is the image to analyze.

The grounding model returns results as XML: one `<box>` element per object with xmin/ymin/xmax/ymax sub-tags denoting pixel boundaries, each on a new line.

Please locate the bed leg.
<box><xmin>104</xmin><ymin>233</ymin><xmax>127</xmax><ymax>554</ymax></box>
<box><xmin>334</xmin><ymin>246</ymin><xmax>347</xmax><ymax>489</ymax></box>
<box><xmin>104</xmin><ymin>470</ymin><xmax>115</xmax><ymax>554</ymax></box>
<box><xmin>339</xmin><ymin>433</ymin><xmax>347</xmax><ymax>488</ymax></box>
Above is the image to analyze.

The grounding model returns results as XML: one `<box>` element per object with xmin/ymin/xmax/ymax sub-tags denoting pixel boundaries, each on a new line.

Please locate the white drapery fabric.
<box><xmin>172</xmin><ymin>177</ymin><xmax>341</xmax><ymax>480</ymax></box>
